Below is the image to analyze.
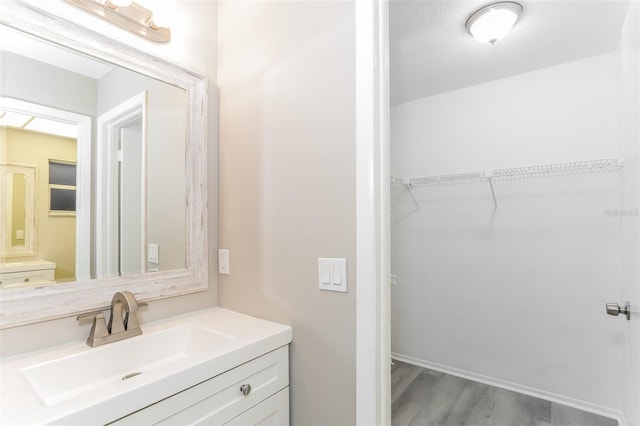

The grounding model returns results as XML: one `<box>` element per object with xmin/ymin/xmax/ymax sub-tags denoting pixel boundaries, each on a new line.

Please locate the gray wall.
<box><xmin>217</xmin><ymin>1</ymin><xmax>357</xmax><ymax>424</ymax></box>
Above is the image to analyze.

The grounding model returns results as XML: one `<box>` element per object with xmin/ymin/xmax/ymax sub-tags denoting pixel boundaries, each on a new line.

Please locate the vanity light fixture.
<box><xmin>64</xmin><ymin>0</ymin><xmax>171</xmax><ymax>43</ymax></box>
<box><xmin>108</xmin><ymin>0</ymin><xmax>133</xmax><ymax>6</ymax></box>
<box><xmin>465</xmin><ymin>2</ymin><xmax>523</xmax><ymax>45</ymax></box>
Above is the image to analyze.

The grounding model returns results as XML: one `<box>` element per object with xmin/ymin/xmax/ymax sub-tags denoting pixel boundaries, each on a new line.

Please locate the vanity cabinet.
<box><xmin>225</xmin><ymin>388</ymin><xmax>289</xmax><ymax>425</ymax></box>
<box><xmin>0</xmin><ymin>261</ymin><xmax>56</xmax><ymax>288</ymax></box>
<box><xmin>110</xmin><ymin>345</ymin><xmax>289</xmax><ymax>425</ymax></box>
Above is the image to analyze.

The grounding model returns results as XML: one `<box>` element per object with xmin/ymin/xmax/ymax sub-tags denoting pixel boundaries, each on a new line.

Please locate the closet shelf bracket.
<box><xmin>407</xmin><ymin>184</ymin><xmax>420</xmax><ymax>211</ymax></box>
<box><xmin>487</xmin><ymin>176</ymin><xmax>498</xmax><ymax>209</ymax></box>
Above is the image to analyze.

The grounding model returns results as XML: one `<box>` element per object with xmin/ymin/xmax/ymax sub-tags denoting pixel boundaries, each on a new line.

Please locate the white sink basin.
<box><xmin>1</xmin><ymin>307</ymin><xmax>292</xmax><ymax>425</ymax></box>
<box><xmin>21</xmin><ymin>324</ymin><xmax>234</xmax><ymax>406</ymax></box>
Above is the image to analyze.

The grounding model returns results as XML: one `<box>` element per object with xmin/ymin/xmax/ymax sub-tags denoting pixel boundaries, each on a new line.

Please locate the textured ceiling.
<box><xmin>390</xmin><ymin>0</ymin><xmax>631</xmax><ymax>105</ymax></box>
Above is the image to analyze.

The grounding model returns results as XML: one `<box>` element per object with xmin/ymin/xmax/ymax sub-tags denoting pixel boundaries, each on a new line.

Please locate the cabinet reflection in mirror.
<box><xmin>0</xmin><ymin>27</ymin><xmax>186</xmax><ymax>285</ymax></box>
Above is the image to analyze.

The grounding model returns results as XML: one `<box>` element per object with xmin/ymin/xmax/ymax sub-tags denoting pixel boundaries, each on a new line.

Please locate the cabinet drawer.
<box><xmin>112</xmin><ymin>346</ymin><xmax>288</xmax><ymax>425</ymax></box>
<box><xmin>0</xmin><ymin>270</ymin><xmax>55</xmax><ymax>286</ymax></box>
<box><xmin>225</xmin><ymin>387</ymin><xmax>289</xmax><ymax>426</ymax></box>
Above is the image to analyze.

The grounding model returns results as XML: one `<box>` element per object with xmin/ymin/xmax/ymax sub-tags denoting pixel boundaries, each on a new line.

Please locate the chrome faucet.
<box><xmin>77</xmin><ymin>291</ymin><xmax>147</xmax><ymax>347</ymax></box>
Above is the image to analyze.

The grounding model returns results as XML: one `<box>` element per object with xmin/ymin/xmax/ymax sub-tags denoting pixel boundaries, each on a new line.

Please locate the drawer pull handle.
<box><xmin>240</xmin><ymin>384</ymin><xmax>251</xmax><ymax>396</ymax></box>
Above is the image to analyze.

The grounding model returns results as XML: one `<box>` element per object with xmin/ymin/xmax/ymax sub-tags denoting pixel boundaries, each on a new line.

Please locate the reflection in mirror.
<box><xmin>1</xmin><ymin>97</ymin><xmax>92</xmax><ymax>282</ymax></box>
<box><xmin>96</xmin><ymin>91</ymin><xmax>148</xmax><ymax>278</ymax></box>
<box><xmin>1</xmin><ymin>124</ymin><xmax>78</xmax><ymax>281</ymax></box>
<box><xmin>0</xmin><ymin>2</ymin><xmax>208</xmax><ymax>329</ymax></box>
<box><xmin>0</xmin><ymin>25</ymin><xmax>186</xmax><ymax>285</ymax></box>
<box><xmin>0</xmin><ymin>164</ymin><xmax>36</xmax><ymax>258</ymax></box>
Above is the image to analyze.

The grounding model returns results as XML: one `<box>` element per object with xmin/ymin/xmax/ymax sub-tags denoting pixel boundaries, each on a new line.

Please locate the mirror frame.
<box><xmin>0</xmin><ymin>164</ymin><xmax>38</xmax><ymax>258</ymax></box>
<box><xmin>0</xmin><ymin>1</ymin><xmax>208</xmax><ymax>328</ymax></box>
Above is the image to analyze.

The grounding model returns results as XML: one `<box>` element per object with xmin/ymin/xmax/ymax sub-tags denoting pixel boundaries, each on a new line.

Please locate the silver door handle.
<box><xmin>606</xmin><ymin>301</ymin><xmax>631</xmax><ymax>320</ymax></box>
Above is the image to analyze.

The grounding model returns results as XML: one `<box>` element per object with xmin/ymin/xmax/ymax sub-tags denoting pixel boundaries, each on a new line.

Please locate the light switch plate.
<box><xmin>148</xmin><ymin>243</ymin><xmax>159</xmax><ymax>264</ymax></box>
<box><xmin>318</xmin><ymin>258</ymin><xmax>347</xmax><ymax>292</ymax></box>
<box><xmin>219</xmin><ymin>249</ymin><xmax>229</xmax><ymax>274</ymax></box>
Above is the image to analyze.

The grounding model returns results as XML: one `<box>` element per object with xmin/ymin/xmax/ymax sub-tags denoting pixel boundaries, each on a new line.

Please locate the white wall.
<box><xmin>392</xmin><ymin>53</ymin><xmax>620</xmax><ymax>178</ymax></box>
<box><xmin>217</xmin><ymin>1</ymin><xmax>357</xmax><ymax>424</ymax></box>
<box><xmin>391</xmin><ymin>52</ymin><xmax>627</xmax><ymax>413</ymax></box>
<box><xmin>0</xmin><ymin>0</ymin><xmax>218</xmax><ymax>356</ymax></box>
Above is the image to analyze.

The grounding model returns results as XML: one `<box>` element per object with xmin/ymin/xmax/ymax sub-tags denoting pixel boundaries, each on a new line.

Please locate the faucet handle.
<box><xmin>80</xmin><ymin>312</ymin><xmax>110</xmax><ymax>347</ymax></box>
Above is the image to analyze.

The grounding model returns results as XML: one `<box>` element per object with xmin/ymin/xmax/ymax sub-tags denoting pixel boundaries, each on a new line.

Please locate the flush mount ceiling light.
<box><xmin>65</xmin><ymin>0</ymin><xmax>170</xmax><ymax>43</ymax></box>
<box><xmin>465</xmin><ymin>2</ymin><xmax>523</xmax><ymax>45</ymax></box>
<box><xmin>1</xmin><ymin>111</ymin><xmax>78</xmax><ymax>139</ymax></box>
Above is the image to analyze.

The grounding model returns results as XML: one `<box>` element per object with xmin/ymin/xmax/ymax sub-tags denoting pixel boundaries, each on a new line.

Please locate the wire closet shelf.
<box><xmin>390</xmin><ymin>158</ymin><xmax>624</xmax><ymax>209</ymax></box>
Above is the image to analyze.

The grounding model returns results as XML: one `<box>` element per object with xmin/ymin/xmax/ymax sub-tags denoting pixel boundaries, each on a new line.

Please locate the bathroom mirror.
<box><xmin>0</xmin><ymin>2</ymin><xmax>208</xmax><ymax>328</ymax></box>
<box><xmin>1</xmin><ymin>28</ymin><xmax>186</xmax><ymax>281</ymax></box>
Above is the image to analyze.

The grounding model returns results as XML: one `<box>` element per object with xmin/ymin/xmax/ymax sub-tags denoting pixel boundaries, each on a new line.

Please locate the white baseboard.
<box><xmin>391</xmin><ymin>352</ymin><xmax>627</xmax><ymax>426</ymax></box>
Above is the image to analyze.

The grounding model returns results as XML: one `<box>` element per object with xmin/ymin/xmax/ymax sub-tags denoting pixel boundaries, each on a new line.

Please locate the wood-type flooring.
<box><xmin>391</xmin><ymin>360</ymin><xmax>618</xmax><ymax>426</ymax></box>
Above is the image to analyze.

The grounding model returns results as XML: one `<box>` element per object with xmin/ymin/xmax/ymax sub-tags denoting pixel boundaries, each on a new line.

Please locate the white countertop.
<box><xmin>0</xmin><ymin>260</ymin><xmax>56</xmax><ymax>273</ymax></box>
<box><xmin>0</xmin><ymin>307</ymin><xmax>292</xmax><ymax>425</ymax></box>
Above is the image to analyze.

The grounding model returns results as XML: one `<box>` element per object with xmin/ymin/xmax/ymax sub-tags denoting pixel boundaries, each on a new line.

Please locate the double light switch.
<box><xmin>318</xmin><ymin>258</ymin><xmax>347</xmax><ymax>293</ymax></box>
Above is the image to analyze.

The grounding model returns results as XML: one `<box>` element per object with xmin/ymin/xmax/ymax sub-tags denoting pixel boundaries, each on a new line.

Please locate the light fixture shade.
<box><xmin>465</xmin><ymin>2</ymin><xmax>523</xmax><ymax>45</ymax></box>
<box><xmin>107</xmin><ymin>0</ymin><xmax>132</xmax><ymax>6</ymax></box>
<box><xmin>65</xmin><ymin>0</ymin><xmax>170</xmax><ymax>43</ymax></box>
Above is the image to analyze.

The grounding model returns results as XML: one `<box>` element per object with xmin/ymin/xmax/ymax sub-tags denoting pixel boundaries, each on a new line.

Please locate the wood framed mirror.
<box><xmin>0</xmin><ymin>1</ymin><xmax>208</xmax><ymax>328</ymax></box>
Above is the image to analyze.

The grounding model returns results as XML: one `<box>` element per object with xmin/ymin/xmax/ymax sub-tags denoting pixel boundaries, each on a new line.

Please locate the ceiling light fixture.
<box><xmin>465</xmin><ymin>2</ymin><xmax>523</xmax><ymax>45</ymax></box>
<box><xmin>65</xmin><ymin>0</ymin><xmax>170</xmax><ymax>43</ymax></box>
<box><xmin>0</xmin><ymin>111</ymin><xmax>78</xmax><ymax>139</ymax></box>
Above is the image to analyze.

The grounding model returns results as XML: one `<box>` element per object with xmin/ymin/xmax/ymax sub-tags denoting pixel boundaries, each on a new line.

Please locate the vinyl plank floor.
<box><xmin>442</xmin><ymin>380</ymin><xmax>497</xmax><ymax>426</ymax></box>
<box><xmin>550</xmin><ymin>403</ymin><xmax>618</xmax><ymax>426</ymax></box>
<box><xmin>480</xmin><ymin>388</ymin><xmax>551</xmax><ymax>426</ymax></box>
<box><xmin>392</xmin><ymin>361</ymin><xmax>424</xmax><ymax>405</ymax></box>
<box><xmin>392</xmin><ymin>371</ymin><xmax>444</xmax><ymax>425</ymax></box>
<box><xmin>391</xmin><ymin>360</ymin><xmax>618</xmax><ymax>426</ymax></box>
<box><xmin>406</xmin><ymin>374</ymin><xmax>468</xmax><ymax>425</ymax></box>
